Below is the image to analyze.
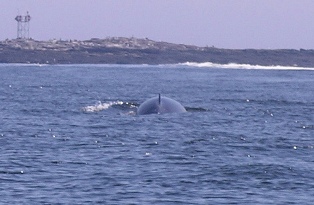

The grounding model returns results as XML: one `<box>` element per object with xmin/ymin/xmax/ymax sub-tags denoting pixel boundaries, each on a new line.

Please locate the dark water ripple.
<box><xmin>0</xmin><ymin>64</ymin><xmax>313</xmax><ymax>204</ymax></box>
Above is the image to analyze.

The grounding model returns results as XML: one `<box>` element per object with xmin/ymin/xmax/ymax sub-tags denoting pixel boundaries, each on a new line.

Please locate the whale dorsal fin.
<box><xmin>158</xmin><ymin>93</ymin><xmax>161</xmax><ymax>105</ymax></box>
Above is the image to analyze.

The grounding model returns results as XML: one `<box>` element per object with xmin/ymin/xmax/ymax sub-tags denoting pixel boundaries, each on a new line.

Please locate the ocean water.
<box><xmin>0</xmin><ymin>63</ymin><xmax>313</xmax><ymax>204</ymax></box>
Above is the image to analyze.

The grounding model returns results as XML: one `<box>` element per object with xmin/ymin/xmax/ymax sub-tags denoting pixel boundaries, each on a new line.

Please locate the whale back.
<box><xmin>137</xmin><ymin>94</ymin><xmax>186</xmax><ymax>115</ymax></box>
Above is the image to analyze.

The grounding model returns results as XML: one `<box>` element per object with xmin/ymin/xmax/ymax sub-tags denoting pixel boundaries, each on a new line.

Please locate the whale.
<box><xmin>137</xmin><ymin>94</ymin><xmax>186</xmax><ymax>115</ymax></box>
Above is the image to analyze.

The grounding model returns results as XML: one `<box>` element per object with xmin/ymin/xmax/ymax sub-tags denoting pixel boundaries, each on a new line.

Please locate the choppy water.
<box><xmin>0</xmin><ymin>63</ymin><xmax>313</xmax><ymax>204</ymax></box>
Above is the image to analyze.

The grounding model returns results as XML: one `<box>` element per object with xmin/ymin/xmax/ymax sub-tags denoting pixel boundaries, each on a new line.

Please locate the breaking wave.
<box><xmin>181</xmin><ymin>62</ymin><xmax>314</xmax><ymax>70</ymax></box>
<box><xmin>3</xmin><ymin>62</ymin><xmax>313</xmax><ymax>71</ymax></box>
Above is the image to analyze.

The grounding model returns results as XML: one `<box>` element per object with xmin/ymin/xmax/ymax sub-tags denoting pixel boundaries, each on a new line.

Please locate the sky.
<box><xmin>1</xmin><ymin>0</ymin><xmax>314</xmax><ymax>49</ymax></box>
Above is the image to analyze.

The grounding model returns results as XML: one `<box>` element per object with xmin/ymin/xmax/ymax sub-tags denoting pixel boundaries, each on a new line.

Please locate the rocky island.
<box><xmin>1</xmin><ymin>37</ymin><xmax>314</xmax><ymax>67</ymax></box>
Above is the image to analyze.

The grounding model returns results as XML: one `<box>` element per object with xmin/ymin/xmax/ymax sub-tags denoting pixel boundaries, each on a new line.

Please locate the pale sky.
<box><xmin>1</xmin><ymin>0</ymin><xmax>314</xmax><ymax>49</ymax></box>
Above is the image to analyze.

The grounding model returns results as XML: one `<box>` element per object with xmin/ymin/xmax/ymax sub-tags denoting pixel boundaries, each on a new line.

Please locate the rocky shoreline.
<box><xmin>1</xmin><ymin>37</ymin><xmax>314</xmax><ymax>67</ymax></box>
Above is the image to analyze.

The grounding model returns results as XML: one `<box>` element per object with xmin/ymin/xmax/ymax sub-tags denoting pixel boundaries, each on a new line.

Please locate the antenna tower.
<box><xmin>15</xmin><ymin>11</ymin><xmax>31</xmax><ymax>39</ymax></box>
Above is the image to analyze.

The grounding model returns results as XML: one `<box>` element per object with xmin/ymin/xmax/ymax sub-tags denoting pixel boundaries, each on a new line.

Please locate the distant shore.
<box><xmin>1</xmin><ymin>37</ymin><xmax>314</xmax><ymax>67</ymax></box>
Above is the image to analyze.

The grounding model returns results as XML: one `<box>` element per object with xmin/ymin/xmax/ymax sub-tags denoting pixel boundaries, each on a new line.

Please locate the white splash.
<box><xmin>181</xmin><ymin>62</ymin><xmax>314</xmax><ymax>70</ymax></box>
<box><xmin>82</xmin><ymin>101</ymin><xmax>123</xmax><ymax>112</ymax></box>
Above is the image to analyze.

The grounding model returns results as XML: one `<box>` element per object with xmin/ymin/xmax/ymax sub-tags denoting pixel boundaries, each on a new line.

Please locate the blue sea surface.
<box><xmin>0</xmin><ymin>64</ymin><xmax>313</xmax><ymax>204</ymax></box>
